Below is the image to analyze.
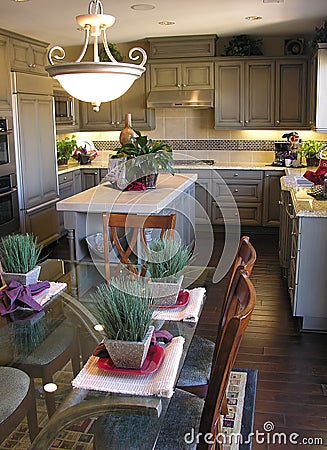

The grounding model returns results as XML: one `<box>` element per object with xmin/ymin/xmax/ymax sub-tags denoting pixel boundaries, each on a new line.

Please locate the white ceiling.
<box><xmin>0</xmin><ymin>0</ymin><xmax>326</xmax><ymax>47</ymax></box>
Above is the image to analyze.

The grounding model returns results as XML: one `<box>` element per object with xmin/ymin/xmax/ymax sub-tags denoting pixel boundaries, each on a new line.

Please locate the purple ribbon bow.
<box><xmin>0</xmin><ymin>280</ymin><xmax>50</xmax><ymax>316</ymax></box>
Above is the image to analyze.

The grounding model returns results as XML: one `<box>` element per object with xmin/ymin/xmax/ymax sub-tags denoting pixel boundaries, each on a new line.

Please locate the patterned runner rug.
<box><xmin>0</xmin><ymin>367</ymin><xmax>257</xmax><ymax>449</ymax></box>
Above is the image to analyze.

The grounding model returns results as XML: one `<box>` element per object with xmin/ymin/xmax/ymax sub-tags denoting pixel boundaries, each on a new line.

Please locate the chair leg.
<box><xmin>26</xmin><ymin>380</ymin><xmax>39</xmax><ymax>442</ymax></box>
<box><xmin>42</xmin><ymin>376</ymin><xmax>57</xmax><ymax>418</ymax></box>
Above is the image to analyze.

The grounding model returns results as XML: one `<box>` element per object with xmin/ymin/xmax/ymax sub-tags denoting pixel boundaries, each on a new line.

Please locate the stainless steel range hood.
<box><xmin>147</xmin><ymin>89</ymin><xmax>214</xmax><ymax>108</ymax></box>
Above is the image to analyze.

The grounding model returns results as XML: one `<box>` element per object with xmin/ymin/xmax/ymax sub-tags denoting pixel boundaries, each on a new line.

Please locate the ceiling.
<box><xmin>0</xmin><ymin>0</ymin><xmax>326</xmax><ymax>47</ymax></box>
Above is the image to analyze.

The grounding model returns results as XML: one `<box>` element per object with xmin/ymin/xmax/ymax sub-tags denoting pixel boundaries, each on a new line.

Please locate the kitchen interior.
<box><xmin>0</xmin><ymin>0</ymin><xmax>327</xmax><ymax>448</ymax></box>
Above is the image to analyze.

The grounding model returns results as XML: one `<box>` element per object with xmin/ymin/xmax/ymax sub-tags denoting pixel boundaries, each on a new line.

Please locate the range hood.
<box><xmin>147</xmin><ymin>89</ymin><xmax>214</xmax><ymax>108</ymax></box>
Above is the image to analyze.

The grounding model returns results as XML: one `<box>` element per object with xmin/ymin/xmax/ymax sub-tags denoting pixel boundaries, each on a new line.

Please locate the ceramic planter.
<box><xmin>148</xmin><ymin>275</ymin><xmax>183</xmax><ymax>306</ymax></box>
<box><xmin>104</xmin><ymin>325</ymin><xmax>154</xmax><ymax>369</ymax></box>
<box><xmin>1</xmin><ymin>265</ymin><xmax>41</xmax><ymax>287</ymax></box>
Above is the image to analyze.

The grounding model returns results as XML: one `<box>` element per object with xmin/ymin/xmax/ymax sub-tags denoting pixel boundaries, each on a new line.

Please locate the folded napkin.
<box><xmin>72</xmin><ymin>336</ymin><xmax>185</xmax><ymax>398</ymax></box>
<box><xmin>123</xmin><ymin>180</ymin><xmax>146</xmax><ymax>191</ymax></box>
<box><xmin>152</xmin><ymin>287</ymin><xmax>206</xmax><ymax>322</ymax></box>
<box><xmin>0</xmin><ymin>280</ymin><xmax>50</xmax><ymax>316</ymax></box>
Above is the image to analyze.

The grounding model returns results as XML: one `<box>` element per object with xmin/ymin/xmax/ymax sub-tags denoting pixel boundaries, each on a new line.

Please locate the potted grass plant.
<box><xmin>92</xmin><ymin>277</ymin><xmax>154</xmax><ymax>369</ymax></box>
<box><xmin>111</xmin><ymin>130</ymin><xmax>174</xmax><ymax>189</ymax></box>
<box><xmin>0</xmin><ymin>233</ymin><xmax>43</xmax><ymax>286</ymax></box>
<box><xmin>145</xmin><ymin>238</ymin><xmax>193</xmax><ymax>306</ymax></box>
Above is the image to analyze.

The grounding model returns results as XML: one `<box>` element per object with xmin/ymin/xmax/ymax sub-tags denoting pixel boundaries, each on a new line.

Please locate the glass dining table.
<box><xmin>0</xmin><ymin>258</ymin><xmax>206</xmax><ymax>449</ymax></box>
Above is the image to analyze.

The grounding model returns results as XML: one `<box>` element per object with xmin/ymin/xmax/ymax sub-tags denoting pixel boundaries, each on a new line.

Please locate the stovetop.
<box><xmin>173</xmin><ymin>159</ymin><xmax>215</xmax><ymax>166</ymax></box>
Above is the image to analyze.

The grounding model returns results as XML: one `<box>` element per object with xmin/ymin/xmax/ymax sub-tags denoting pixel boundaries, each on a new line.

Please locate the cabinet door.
<box><xmin>0</xmin><ymin>36</ymin><xmax>11</xmax><ymax>110</ymax></box>
<box><xmin>182</xmin><ymin>62</ymin><xmax>214</xmax><ymax>89</ymax></box>
<box><xmin>79</xmin><ymin>101</ymin><xmax>116</xmax><ymax>131</ymax></box>
<box><xmin>150</xmin><ymin>63</ymin><xmax>181</xmax><ymax>91</ymax></box>
<box><xmin>82</xmin><ymin>169</ymin><xmax>100</xmax><ymax>190</ymax></box>
<box><xmin>215</xmin><ymin>61</ymin><xmax>244</xmax><ymax>128</ymax></box>
<box><xmin>245</xmin><ymin>61</ymin><xmax>274</xmax><ymax>127</ymax></box>
<box><xmin>14</xmin><ymin>93</ymin><xmax>58</xmax><ymax>209</ymax></box>
<box><xmin>10</xmin><ymin>39</ymin><xmax>47</xmax><ymax>75</ymax></box>
<box><xmin>275</xmin><ymin>60</ymin><xmax>307</xmax><ymax>128</ymax></box>
<box><xmin>73</xmin><ymin>170</ymin><xmax>82</xmax><ymax>194</ymax></box>
<box><xmin>262</xmin><ymin>170</ymin><xmax>284</xmax><ymax>226</ymax></box>
<box><xmin>308</xmin><ymin>53</ymin><xmax>317</xmax><ymax>129</ymax></box>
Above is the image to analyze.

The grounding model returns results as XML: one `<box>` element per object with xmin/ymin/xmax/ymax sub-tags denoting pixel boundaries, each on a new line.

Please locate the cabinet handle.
<box><xmin>278</xmin><ymin>200</ymin><xmax>283</xmax><ymax>205</ymax></box>
<box><xmin>291</xmin><ymin>256</ymin><xmax>296</xmax><ymax>260</ymax></box>
<box><xmin>233</xmin><ymin>173</ymin><xmax>239</xmax><ymax>177</ymax></box>
<box><xmin>177</xmin><ymin>84</ymin><xmax>181</xmax><ymax>88</ymax></box>
<box><xmin>182</xmin><ymin>84</ymin><xmax>187</xmax><ymax>87</ymax></box>
<box><xmin>245</xmin><ymin>120</ymin><xmax>249</xmax><ymax>124</ymax></box>
<box><xmin>276</xmin><ymin>120</ymin><xmax>280</xmax><ymax>124</ymax></box>
<box><xmin>239</xmin><ymin>120</ymin><xmax>243</xmax><ymax>124</ymax></box>
<box><xmin>116</xmin><ymin>121</ymin><xmax>120</xmax><ymax>125</ymax></box>
<box><xmin>63</xmin><ymin>177</ymin><xmax>67</xmax><ymax>181</ymax></box>
<box><xmin>28</xmin><ymin>63</ymin><xmax>36</xmax><ymax>68</ymax></box>
<box><xmin>234</xmin><ymin>188</ymin><xmax>238</xmax><ymax>192</ymax></box>
<box><xmin>111</xmin><ymin>122</ymin><xmax>115</xmax><ymax>125</ymax></box>
<box><xmin>288</xmin><ymin>287</ymin><xmax>293</xmax><ymax>291</ymax></box>
<box><xmin>94</xmin><ymin>172</ymin><xmax>98</xmax><ymax>175</ymax></box>
<box><xmin>291</xmin><ymin>231</ymin><xmax>296</xmax><ymax>236</ymax></box>
<box><xmin>266</xmin><ymin>174</ymin><xmax>270</xmax><ymax>177</ymax></box>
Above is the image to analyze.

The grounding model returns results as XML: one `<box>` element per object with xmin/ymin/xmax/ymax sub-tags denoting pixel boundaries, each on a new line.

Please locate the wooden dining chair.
<box><xmin>102</xmin><ymin>212</ymin><xmax>176</xmax><ymax>280</ymax></box>
<box><xmin>176</xmin><ymin>236</ymin><xmax>256</xmax><ymax>396</ymax></box>
<box><xmin>0</xmin><ymin>367</ymin><xmax>39</xmax><ymax>444</ymax></box>
<box><xmin>93</xmin><ymin>268</ymin><xmax>256</xmax><ymax>450</ymax></box>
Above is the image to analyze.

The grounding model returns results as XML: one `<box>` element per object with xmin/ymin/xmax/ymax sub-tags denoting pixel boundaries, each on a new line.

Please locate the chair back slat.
<box><xmin>198</xmin><ymin>268</ymin><xmax>256</xmax><ymax>449</ymax></box>
<box><xmin>102</xmin><ymin>213</ymin><xmax>176</xmax><ymax>280</ymax></box>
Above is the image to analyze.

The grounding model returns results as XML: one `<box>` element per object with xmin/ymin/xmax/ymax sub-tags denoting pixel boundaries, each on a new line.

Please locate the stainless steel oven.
<box><xmin>0</xmin><ymin>173</ymin><xmax>19</xmax><ymax>236</ymax></box>
<box><xmin>0</xmin><ymin>117</ymin><xmax>16</xmax><ymax>177</ymax></box>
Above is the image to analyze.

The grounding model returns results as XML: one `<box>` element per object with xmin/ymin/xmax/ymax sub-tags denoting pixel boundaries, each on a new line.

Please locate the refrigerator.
<box><xmin>11</xmin><ymin>72</ymin><xmax>60</xmax><ymax>246</ymax></box>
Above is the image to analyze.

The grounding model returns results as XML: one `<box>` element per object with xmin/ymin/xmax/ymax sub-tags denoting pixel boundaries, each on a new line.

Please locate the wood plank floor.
<box><xmin>196</xmin><ymin>231</ymin><xmax>327</xmax><ymax>450</ymax></box>
<box><xmin>48</xmin><ymin>230</ymin><xmax>327</xmax><ymax>449</ymax></box>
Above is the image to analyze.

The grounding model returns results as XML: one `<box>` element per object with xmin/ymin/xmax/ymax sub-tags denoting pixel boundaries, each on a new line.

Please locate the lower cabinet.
<box><xmin>81</xmin><ymin>169</ymin><xmax>101</xmax><ymax>191</ymax></box>
<box><xmin>278</xmin><ymin>189</ymin><xmax>294</xmax><ymax>278</ymax></box>
<box><xmin>58</xmin><ymin>170</ymin><xmax>83</xmax><ymax>236</ymax></box>
<box><xmin>24</xmin><ymin>202</ymin><xmax>60</xmax><ymax>247</ymax></box>
<box><xmin>262</xmin><ymin>170</ymin><xmax>285</xmax><ymax>226</ymax></box>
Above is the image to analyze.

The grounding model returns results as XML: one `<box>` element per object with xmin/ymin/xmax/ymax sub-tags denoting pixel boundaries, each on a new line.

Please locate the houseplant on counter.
<box><xmin>144</xmin><ymin>237</ymin><xmax>193</xmax><ymax>306</ymax></box>
<box><xmin>299</xmin><ymin>140</ymin><xmax>324</xmax><ymax>166</ymax></box>
<box><xmin>92</xmin><ymin>277</ymin><xmax>154</xmax><ymax>369</ymax></box>
<box><xmin>110</xmin><ymin>130</ymin><xmax>174</xmax><ymax>189</ymax></box>
<box><xmin>56</xmin><ymin>135</ymin><xmax>77</xmax><ymax>165</ymax></box>
<box><xmin>0</xmin><ymin>233</ymin><xmax>43</xmax><ymax>286</ymax></box>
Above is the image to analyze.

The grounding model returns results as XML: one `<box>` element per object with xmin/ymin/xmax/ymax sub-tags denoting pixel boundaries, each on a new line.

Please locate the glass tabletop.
<box><xmin>0</xmin><ymin>259</ymin><xmax>204</xmax><ymax>449</ymax></box>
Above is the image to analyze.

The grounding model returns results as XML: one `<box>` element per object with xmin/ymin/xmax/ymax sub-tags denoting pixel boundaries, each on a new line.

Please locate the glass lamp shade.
<box><xmin>46</xmin><ymin>62</ymin><xmax>146</xmax><ymax>111</ymax></box>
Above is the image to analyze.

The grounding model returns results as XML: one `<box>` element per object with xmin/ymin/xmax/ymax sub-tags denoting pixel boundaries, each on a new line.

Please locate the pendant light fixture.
<box><xmin>46</xmin><ymin>0</ymin><xmax>147</xmax><ymax>112</ymax></box>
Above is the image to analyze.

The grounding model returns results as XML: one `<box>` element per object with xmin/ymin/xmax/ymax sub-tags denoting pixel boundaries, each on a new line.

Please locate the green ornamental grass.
<box><xmin>92</xmin><ymin>277</ymin><xmax>153</xmax><ymax>342</ymax></box>
<box><xmin>0</xmin><ymin>233</ymin><xmax>42</xmax><ymax>274</ymax></box>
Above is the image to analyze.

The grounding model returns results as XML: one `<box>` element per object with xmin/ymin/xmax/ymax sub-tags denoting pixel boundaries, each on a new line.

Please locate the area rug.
<box><xmin>0</xmin><ymin>367</ymin><xmax>257</xmax><ymax>450</ymax></box>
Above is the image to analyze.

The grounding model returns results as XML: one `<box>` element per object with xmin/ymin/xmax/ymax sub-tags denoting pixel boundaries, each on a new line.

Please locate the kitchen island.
<box><xmin>56</xmin><ymin>173</ymin><xmax>197</xmax><ymax>261</ymax></box>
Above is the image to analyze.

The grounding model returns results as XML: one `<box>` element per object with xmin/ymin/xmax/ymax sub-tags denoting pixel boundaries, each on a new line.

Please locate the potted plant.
<box><xmin>145</xmin><ymin>238</ymin><xmax>193</xmax><ymax>306</ymax></box>
<box><xmin>299</xmin><ymin>140</ymin><xmax>323</xmax><ymax>166</ymax></box>
<box><xmin>56</xmin><ymin>135</ymin><xmax>77</xmax><ymax>165</ymax></box>
<box><xmin>111</xmin><ymin>130</ymin><xmax>174</xmax><ymax>189</ymax></box>
<box><xmin>310</xmin><ymin>20</ymin><xmax>327</xmax><ymax>50</ymax></box>
<box><xmin>224</xmin><ymin>35</ymin><xmax>263</xmax><ymax>56</ymax></box>
<box><xmin>0</xmin><ymin>233</ymin><xmax>43</xmax><ymax>286</ymax></box>
<box><xmin>92</xmin><ymin>277</ymin><xmax>154</xmax><ymax>369</ymax></box>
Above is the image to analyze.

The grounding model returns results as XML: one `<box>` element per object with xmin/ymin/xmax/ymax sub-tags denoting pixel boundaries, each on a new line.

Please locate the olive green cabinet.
<box><xmin>215</xmin><ymin>60</ymin><xmax>274</xmax><ymax>128</ymax></box>
<box><xmin>79</xmin><ymin>73</ymin><xmax>154</xmax><ymax>131</ymax></box>
<box><xmin>150</xmin><ymin>61</ymin><xmax>214</xmax><ymax>91</ymax></box>
<box><xmin>275</xmin><ymin>59</ymin><xmax>307</xmax><ymax>128</ymax></box>
<box><xmin>0</xmin><ymin>36</ymin><xmax>11</xmax><ymax>110</ymax></box>
<box><xmin>262</xmin><ymin>170</ymin><xmax>284</xmax><ymax>226</ymax></box>
<box><xmin>10</xmin><ymin>37</ymin><xmax>48</xmax><ymax>75</ymax></box>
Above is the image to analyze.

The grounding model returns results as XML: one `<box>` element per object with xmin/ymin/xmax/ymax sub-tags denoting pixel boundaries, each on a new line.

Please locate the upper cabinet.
<box><xmin>10</xmin><ymin>38</ymin><xmax>48</xmax><ymax>75</ymax></box>
<box><xmin>0</xmin><ymin>36</ymin><xmax>11</xmax><ymax>110</ymax></box>
<box><xmin>79</xmin><ymin>71</ymin><xmax>155</xmax><ymax>131</ymax></box>
<box><xmin>275</xmin><ymin>59</ymin><xmax>307</xmax><ymax>128</ymax></box>
<box><xmin>150</xmin><ymin>62</ymin><xmax>214</xmax><ymax>91</ymax></box>
<box><xmin>310</xmin><ymin>44</ymin><xmax>327</xmax><ymax>133</ymax></box>
<box><xmin>215</xmin><ymin>57</ymin><xmax>308</xmax><ymax>129</ymax></box>
<box><xmin>215</xmin><ymin>60</ymin><xmax>274</xmax><ymax>128</ymax></box>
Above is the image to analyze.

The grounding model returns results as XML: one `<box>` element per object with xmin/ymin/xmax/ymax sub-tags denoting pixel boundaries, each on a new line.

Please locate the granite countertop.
<box><xmin>281</xmin><ymin>167</ymin><xmax>327</xmax><ymax>218</ymax></box>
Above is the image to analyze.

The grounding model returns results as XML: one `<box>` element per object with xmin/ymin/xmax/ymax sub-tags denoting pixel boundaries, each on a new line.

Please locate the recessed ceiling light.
<box><xmin>245</xmin><ymin>16</ymin><xmax>263</xmax><ymax>21</ymax></box>
<box><xmin>158</xmin><ymin>21</ymin><xmax>176</xmax><ymax>26</ymax></box>
<box><xmin>12</xmin><ymin>0</ymin><xmax>30</xmax><ymax>2</ymax></box>
<box><xmin>131</xmin><ymin>4</ymin><xmax>155</xmax><ymax>10</ymax></box>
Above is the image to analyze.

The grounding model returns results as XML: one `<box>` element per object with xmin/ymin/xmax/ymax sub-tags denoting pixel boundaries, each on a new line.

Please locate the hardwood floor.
<box><xmin>48</xmin><ymin>230</ymin><xmax>327</xmax><ymax>449</ymax></box>
<box><xmin>196</xmin><ymin>231</ymin><xmax>327</xmax><ymax>450</ymax></box>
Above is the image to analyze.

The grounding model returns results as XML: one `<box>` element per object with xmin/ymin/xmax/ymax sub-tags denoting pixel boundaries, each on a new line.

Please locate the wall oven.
<box><xmin>0</xmin><ymin>173</ymin><xmax>19</xmax><ymax>235</ymax></box>
<box><xmin>54</xmin><ymin>91</ymin><xmax>75</xmax><ymax>126</ymax></box>
<box><xmin>0</xmin><ymin>117</ymin><xmax>16</xmax><ymax>177</ymax></box>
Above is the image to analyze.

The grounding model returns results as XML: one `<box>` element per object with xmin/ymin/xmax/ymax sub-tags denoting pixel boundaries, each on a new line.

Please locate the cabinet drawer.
<box><xmin>216</xmin><ymin>169</ymin><xmax>263</xmax><ymax>181</ymax></box>
<box><xmin>58</xmin><ymin>172</ymin><xmax>73</xmax><ymax>185</ymax></box>
<box><xmin>59</xmin><ymin>181</ymin><xmax>74</xmax><ymax>200</ymax></box>
<box><xmin>213</xmin><ymin>180</ymin><xmax>262</xmax><ymax>202</ymax></box>
<box><xmin>212</xmin><ymin>202</ymin><xmax>262</xmax><ymax>226</ymax></box>
<box><xmin>174</xmin><ymin>168</ymin><xmax>211</xmax><ymax>180</ymax></box>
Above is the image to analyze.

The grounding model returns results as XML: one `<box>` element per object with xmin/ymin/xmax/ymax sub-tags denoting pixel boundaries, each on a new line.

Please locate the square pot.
<box><xmin>148</xmin><ymin>275</ymin><xmax>183</xmax><ymax>306</ymax></box>
<box><xmin>104</xmin><ymin>325</ymin><xmax>154</xmax><ymax>369</ymax></box>
<box><xmin>1</xmin><ymin>265</ymin><xmax>41</xmax><ymax>287</ymax></box>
